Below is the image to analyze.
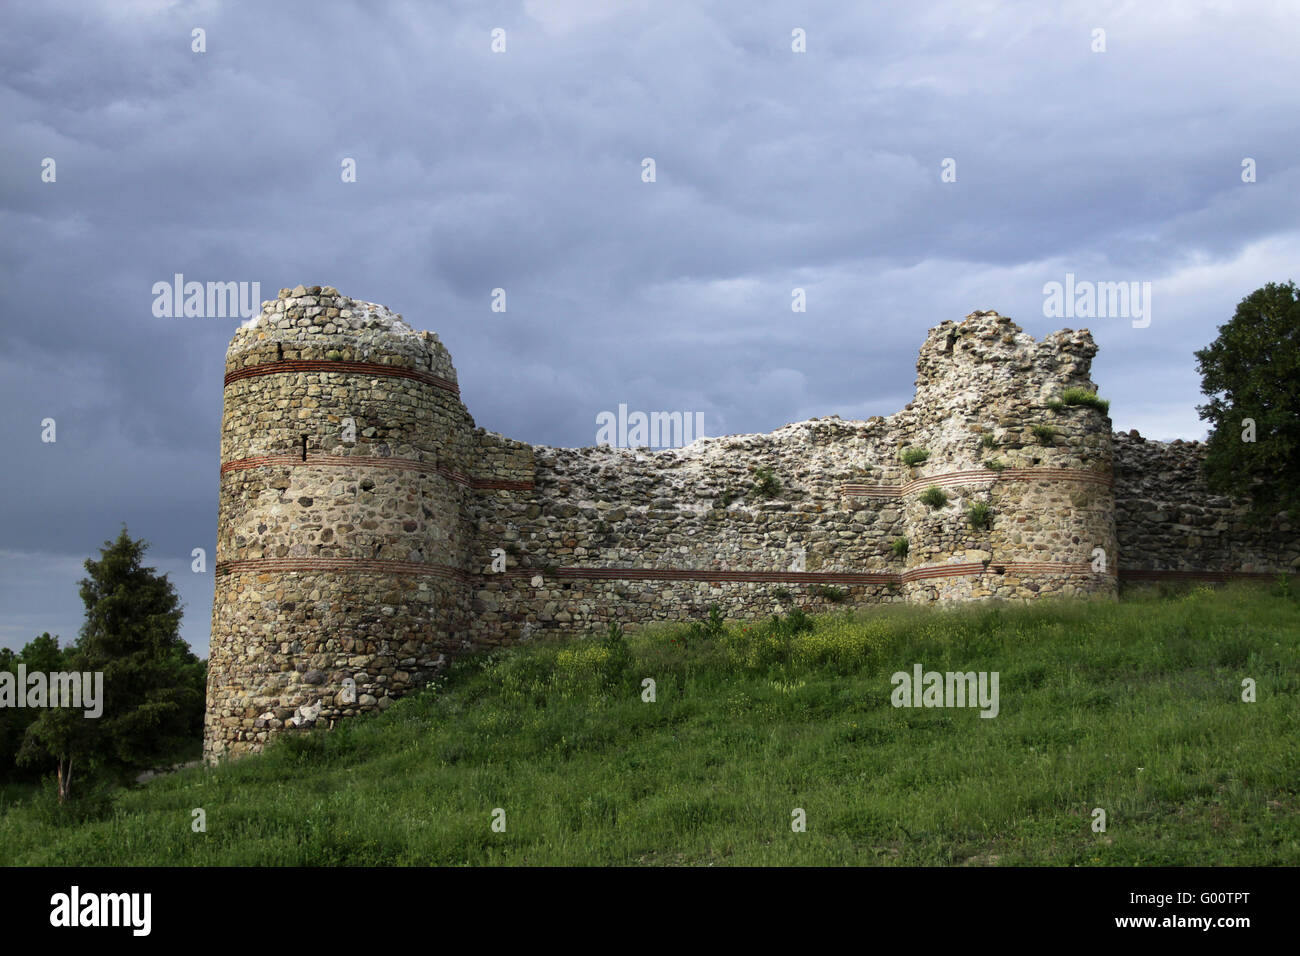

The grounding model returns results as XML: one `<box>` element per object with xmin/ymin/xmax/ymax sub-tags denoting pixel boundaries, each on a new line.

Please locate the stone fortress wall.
<box><xmin>204</xmin><ymin>287</ymin><xmax>1298</xmax><ymax>761</ymax></box>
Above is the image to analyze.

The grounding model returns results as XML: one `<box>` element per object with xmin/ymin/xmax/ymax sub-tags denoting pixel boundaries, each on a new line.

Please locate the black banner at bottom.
<box><xmin>3</xmin><ymin>865</ymin><xmax>1283</xmax><ymax>942</ymax></box>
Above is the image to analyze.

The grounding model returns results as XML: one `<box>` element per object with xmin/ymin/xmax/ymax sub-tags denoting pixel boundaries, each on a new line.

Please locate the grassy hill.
<box><xmin>2</xmin><ymin>583</ymin><xmax>1298</xmax><ymax>865</ymax></box>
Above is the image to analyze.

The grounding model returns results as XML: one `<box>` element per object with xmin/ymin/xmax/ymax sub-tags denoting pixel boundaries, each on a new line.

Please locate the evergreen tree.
<box><xmin>19</xmin><ymin>527</ymin><xmax>206</xmax><ymax>801</ymax></box>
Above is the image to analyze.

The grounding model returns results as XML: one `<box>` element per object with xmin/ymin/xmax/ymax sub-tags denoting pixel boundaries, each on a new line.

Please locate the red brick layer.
<box><xmin>224</xmin><ymin>359</ymin><xmax>460</xmax><ymax>395</ymax></box>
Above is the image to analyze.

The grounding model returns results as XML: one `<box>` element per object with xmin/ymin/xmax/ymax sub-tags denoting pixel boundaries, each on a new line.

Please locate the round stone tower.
<box><xmin>204</xmin><ymin>286</ymin><xmax>475</xmax><ymax>762</ymax></box>
<box><xmin>894</xmin><ymin>311</ymin><xmax>1118</xmax><ymax>603</ymax></box>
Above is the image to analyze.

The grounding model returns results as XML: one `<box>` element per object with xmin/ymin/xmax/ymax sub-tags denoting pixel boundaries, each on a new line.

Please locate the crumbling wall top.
<box><xmin>912</xmin><ymin>310</ymin><xmax>1098</xmax><ymax>412</ymax></box>
<box><xmin>229</xmin><ymin>284</ymin><xmax>456</xmax><ymax>383</ymax></box>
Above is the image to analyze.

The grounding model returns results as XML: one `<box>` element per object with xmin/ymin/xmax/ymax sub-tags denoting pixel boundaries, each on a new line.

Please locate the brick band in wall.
<box><xmin>902</xmin><ymin>560</ymin><xmax>1105</xmax><ymax>583</ymax></box>
<box><xmin>224</xmin><ymin>359</ymin><xmax>460</xmax><ymax>395</ymax></box>
<box><xmin>219</xmin><ymin>454</ymin><xmax>533</xmax><ymax>491</ymax></box>
<box><xmin>841</xmin><ymin>466</ymin><xmax>1113</xmax><ymax>498</ymax></box>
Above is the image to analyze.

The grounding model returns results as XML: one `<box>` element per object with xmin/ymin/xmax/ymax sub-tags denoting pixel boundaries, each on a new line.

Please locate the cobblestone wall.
<box><xmin>1113</xmin><ymin>431</ymin><xmax>1300</xmax><ymax>579</ymax></box>
<box><xmin>206</xmin><ymin>287</ymin><xmax>474</xmax><ymax>761</ymax></box>
<box><xmin>204</xmin><ymin>294</ymin><xmax>1295</xmax><ymax>761</ymax></box>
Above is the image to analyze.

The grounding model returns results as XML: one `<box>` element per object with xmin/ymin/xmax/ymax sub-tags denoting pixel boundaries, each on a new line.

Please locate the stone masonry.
<box><xmin>203</xmin><ymin>288</ymin><xmax>1299</xmax><ymax>761</ymax></box>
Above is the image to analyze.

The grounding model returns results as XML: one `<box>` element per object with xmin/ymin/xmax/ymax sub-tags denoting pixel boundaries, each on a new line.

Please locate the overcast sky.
<box><xmin>2</xmin><ymin>0</ymin><xmax>1297</xmax><ymax>657</ymax></box>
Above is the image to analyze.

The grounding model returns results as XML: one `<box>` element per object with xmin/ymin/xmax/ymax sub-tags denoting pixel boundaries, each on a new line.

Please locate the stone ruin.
<box><xmin>204</xmin><ymin>287</ymin><xmax>1298</xmax><ymax>760</ymax></box>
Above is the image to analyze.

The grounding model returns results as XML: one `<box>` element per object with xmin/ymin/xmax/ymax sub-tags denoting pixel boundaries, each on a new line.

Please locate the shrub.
<box><xmin>980</xmin><ymin>433</ymin><xmax>997</xmax><ymax>448</ymax></box>
<box><xmin>919</xmin><ymin>486</ymin><xmax>948</xmax><ymax>509</ymax></box>
<box><xmin>1045</xmin><ymin>399</ymin><xmax>1065</xmax><ymax>411</ymax></box>
<box><xmin>771</xmin><ymin>587</ymin><xmax>793</xmax><ymax>603</ymax></box>
<box><xmin>598</xmin><ymin>622</ymin><xmax>633</xmax><ymax>681</ymax></box>
<box><xmin>1031</xmin><ymin>425</ymin><xmax>1056</xmax><ymax>444</ymax></box>
<box><xmin>752</xmin><ymin>467</ymin><xmax>781</xmax><ymax>498</ymax></box>
<box><xmin>1060</xmin><ymin>387</ymin><xmax>1111</xmax><ymax>414</ymax></box>
<box><xmin>686</xmin><ymin>604</ymin><xmax>726</xmax><ymax>641</ymax></box>
<box><xmin>983</xmin><ymin>459</ymin><xmax>1007</xmax><ymax>473</ymax></box>
<box><xmin>891</xmin><ymin>537</ymin><xmax>909</xmax><ymax>558</ymax></box>
<box><xmin>812</xmin><ymin>584</ymin><xmax>848</xmax><ymax>603</ymax></box>
<box><xmin>967</xmin><ymin>501</ymin><xmax>993</xmax><ymax>529</ymax></box>
<box><xmin>900</xmin><ymin>447</ymin><xmax>930</xmax><ymax>467</ymax></box>
<box><xmin>777</xmin><ymin>608</ymin><xmax>815</xmax><ymax>636</ymax></box>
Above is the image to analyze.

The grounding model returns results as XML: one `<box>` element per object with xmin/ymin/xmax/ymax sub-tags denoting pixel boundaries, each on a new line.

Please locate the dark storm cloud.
<box><xmin>2</xmin><ymin>0</ymin><xmax>1297</xmax><ymax>654</ymax></box>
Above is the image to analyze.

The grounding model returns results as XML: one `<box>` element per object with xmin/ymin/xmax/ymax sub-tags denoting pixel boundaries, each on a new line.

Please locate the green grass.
<box><xmin>967</xmin><ymin>501</ymin><xmax>993</xmax><ymax>529</ymax></box>
<box><xmin>900</xmin><ymin>447</ymin><xmax>930</xmax><ymax>467</ymax></box>
<box><xmin>1060</xmin><ymin>387</ymin><xmax>1111</xmax><ymax>415</ymax></box>
<box><xmin>2</xmin><ymin>585</ymin><xmax>1298</xmax><ymax>866</ymax></box>
<box><xmin>920</xmin><ymin>486</ymin><xmax>948</xmax><ymax>509</ymax></box>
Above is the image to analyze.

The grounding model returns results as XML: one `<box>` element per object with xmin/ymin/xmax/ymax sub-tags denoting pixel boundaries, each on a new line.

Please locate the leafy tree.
<box><xmin>17</xmin><ymin>663</ymin><xmax>93</xmax><ymax>803</ymax></box>
<box><xmin>19</xmin><ymin>527</ymin><xmax>206</xmax><ymax>801</ymax></box>
<box><xmin>0</xmin><ymin>635</ymin><xmax>69</xmax><ymax>782</ymax></box>
<box><xmin>1195</xmin><ymin>281</ymin><xmax>1300</xmax><ymax>518</ymax></box>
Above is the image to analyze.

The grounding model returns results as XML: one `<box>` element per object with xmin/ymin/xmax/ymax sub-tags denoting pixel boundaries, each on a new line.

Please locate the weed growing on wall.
<box><xmin>752</xmin><ymin>468</ymin><xmax>781</xmax><ymax>498</ymax></box>
<box><xmin>811</xmin><ymin>584</ymin><xmax>848</xmax><ymax>603</ymax></box>
<box><xmin>1060</xmin><ymin>387</ymin><xmax>1111</xmax><ymax>414</ymax></box>
<box><xmin>920</xmin><ymin>486</ymin><xmax>948</xmax><ymax>509</ymax></box>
